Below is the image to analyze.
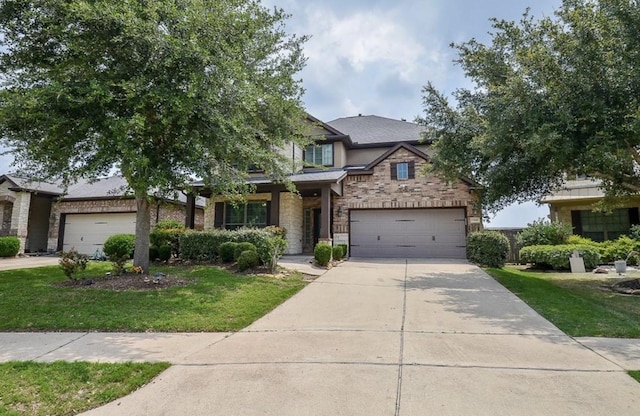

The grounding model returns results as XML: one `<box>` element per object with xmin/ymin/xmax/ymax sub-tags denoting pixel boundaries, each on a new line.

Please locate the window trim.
<box><xmin>396</xmin><ymin>162</ymin><xmax>409</xmax><ymax>180</ymax></box>
<box><xmin>303</xmin><ymin>143</ymin><xmax>334</xmax><ymax>167</ymax></box>
<box><xmin>391</xmin><ymin>161</ymin><xmax>415</xmax><ymax>180</ymax></box>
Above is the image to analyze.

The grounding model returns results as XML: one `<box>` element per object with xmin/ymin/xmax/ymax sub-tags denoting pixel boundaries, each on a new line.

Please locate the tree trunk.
<box><xmin>134</xmin><ymin>193</ymin><xmax>151</xmax><ymax>273</ymax></box>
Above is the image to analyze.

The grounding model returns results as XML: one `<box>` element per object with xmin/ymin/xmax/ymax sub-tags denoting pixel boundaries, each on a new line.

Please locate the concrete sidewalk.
<box><xmin>1</xmin><ymin>259</ymin><xmax>639</xmax><ymax>415</ymax></box>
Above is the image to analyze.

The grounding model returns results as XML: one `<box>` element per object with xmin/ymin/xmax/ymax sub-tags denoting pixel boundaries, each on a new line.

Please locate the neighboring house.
<box><xmin>0</xmin><ymin>175</ymin><xmax>205</xmax><ymax>255</ymax></box>
<box><xmin>541</xmin><ymin>178</ymin><xmax>640</xmax><ymax>241</ymax></box>
<box><xmin>193</xmin><ymin>114</ymin><xmax>483</xmax><ymax>258</ymax></box>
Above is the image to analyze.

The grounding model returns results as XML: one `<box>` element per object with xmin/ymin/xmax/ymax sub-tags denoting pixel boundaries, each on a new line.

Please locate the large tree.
<box><xmin>418</xmin><ymin>0</ymin><xmax>640</xmax><ymax>213</ymax></box>
<box><xmin>0</xmin><ymin>0</ymin><xmax>309</xmax><ymax>271</ymax></box>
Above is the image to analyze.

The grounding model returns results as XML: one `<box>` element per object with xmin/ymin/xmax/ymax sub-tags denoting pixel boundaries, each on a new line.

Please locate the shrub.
<box><xmin>332</xmin><ymin>245</ymin><xmax>344</xmax><ymax>261</ymax></box>
<box><xmin>158</xmin><ymin>245</ymin><xmax>172</xmax><ymax>262</ymax></box>
<box><xmin>103</xmin><ymin>234</ymin><xmax>135</xmax><ymax>275</ymax></box>
<box><xmin>0</xmin><ymin>236</ymin><xmax>20</xmax><ymax>257</ymax></box>
<box><xmin>234</xmin><ymin>242</ymin><xmax>257</xmax><ymax>261</ymax></box>
<box><xmin>180</xmin><ymin>230</ymin><xmax>232</xmax><ymax>261</ymax></box>
<box><xmin>338</xmin><ymin>244</ymin><xmax>348</xmax><ymax>257</ymax></box>
<box><xmin>149</xmin><ymin>246</ymin><xmax>159</xmax><ymax>261</ymax></box>
<box><xmin>516</xmin><ymin>219</ymin><xmax>573</xmax><ymax>247</ymax></box>
<box><xmin>264</xmin><ymin>225</ymin><xmax>287</xmax><ymax>239</ymax></box>
<box><xmin>237</xmin><ymin>250</ymin><xmax>260</xmax><ymax>271</ymax></box>
<box><xmin>600</xmin><ymin>236</ymin><xmax>640</xmax><ymax>265</ymax></box>
<box><xmin>519</xmin><ymin>244</ymin><xmax>601</xmax><ymax>270</ymax></box>
<box><xmin>466</xmin><ymin>231</ymin><xmax>510</xmax><ymax>268</ymax></box>
<box><xmin>219</xmin><ymin>241</ymin><xmax>238</xmax><ymax>263</ymax></box>
<box><xmin>260</xmin><ymin>236</ymin><xmax>288</xmax><ymax>273</ymax></box>
<box><xmin>58</xmin><ymin>249</ymin><xmax>88</xmax><ymax>281</ymax></box>
<box><xmin>629</xmin><ymin>224</ymin><xmax>640</xmax><ymax>241</ymax></box>
<box><xmin>566</xmin><ymin>235</ymin><xmax>599</xmax><ymax>246</ymax></box>
<box><xmin>155</xmin><ymin>219</ymin><xmax>185</xmax><ymax>230</ymax></box>
<box><xmin>314</xmin><ymin>243</ymin><xmax>332</xmax><ymax>266</ymax></box>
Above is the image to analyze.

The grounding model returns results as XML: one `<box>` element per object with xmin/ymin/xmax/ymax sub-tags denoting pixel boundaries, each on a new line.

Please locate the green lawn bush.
<box><xmin>158</xmin><ymin>245</ymin><xmax>172</xmax><ymax>262</ymax></box>
<box><xmin>58</xmin><ymin>249</ymin><xmax>88</xmax><ymax>281</ymax></box>
<box><xmin>516</xmin><ymin>219</ymin><xmax>573</xmax><ymax>247</ymax></box>
<box><xmin>600</xmin><ymin>236</ymin><xmax>640</xmax><ymax>265</ymax></box>
<box><xmin>237</xmin><ymin>250</ymin><xmax>259</xmax><ymax>271</ymax></box>
<box><xmin>234</xmin><ymin>242</ymin><xmax>257</xmax><ymax>261</ymax></box>
<box><xmin>519</xmin><ymin>244</ymin><xmax>601</xmax><ymax>270</ymax></box>
<box><xmin>466</xmin><ymin>231</ymin><xmax>510</xmax><ymax>268</ymax></box>
<box><xmin>179</xmin><ymin>230</ymin><xmax>232</xmax><ymax>261</ymax></box>
<box><xmin>338</xmin><ymin>244</ymin><xmax>348</xmax><ymax>257</ymax></box>
<box><xmin>332</xmin><ymin>245</ymin><xmax>344</xmax><ymax>261</ymax></box>
<box><xmin>314</xmin><ymin>243</ymin><xmax>332</xmax><ymax>266</ymax></box>
<box><xmin>0</xmin><ymin>236</ymin><xmax>20</xmax><ymax>257</ymax></box>
<box><xmin>219</xmin><ymin>241</ymin><xmax>238</xmax><ymax>263</ymax></box>
<box><xmin>150</xmin><ymin>220</ymin><xmax>186</xmax><ymax>258</ymax></box>
<box><xmin>103</xmin><ymin>234</ymin><xmax>135</xmax><ymax>275</ymax></box>
<box><xmin>149</xmin><ymin>246</ymin><xmax>159</xmax><ymax>261</ymax></box>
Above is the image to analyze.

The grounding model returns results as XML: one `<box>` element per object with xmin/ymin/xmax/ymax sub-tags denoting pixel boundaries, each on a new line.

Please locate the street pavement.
<box><xmin>1</xmin><ymin>258</ymin><xmax>639</xmax><ymax>415</ymax></box>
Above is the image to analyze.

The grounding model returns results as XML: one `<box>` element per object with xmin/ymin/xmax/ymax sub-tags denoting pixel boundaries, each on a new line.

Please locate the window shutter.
<box><xmin>214</xmin><ymin>202</ymin><xmax>224</xmax><ymax>228</ymax></box>
<box><xmin>629</xmin><ymin>207</ymin><xmax>639</xmax><ymax>225</ymax></box>
<box><xmin>570</xmin><ymin>210</ymin><xmax>582</xmax><ymax>235</ymax></box>
<box><xmin>266</xmin><ymin>201</ymin><xmax>272</xmax><ymax>226</ymax></box>
<box><xmin>390</xmin><ymin>163</ymin><xmax>398</xmax><ymax>180</ymax></box>
<box><xmin>408</xmin><ymin>161</ymin><xmax>415</xmax><ymax>179</ymax></box>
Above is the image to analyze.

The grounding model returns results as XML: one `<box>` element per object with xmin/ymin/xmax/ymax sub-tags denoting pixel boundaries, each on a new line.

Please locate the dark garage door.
<box><xmin>349</xmin><ymin>209</ymin><xmax>466</xmax><ymax>258</ymax></box>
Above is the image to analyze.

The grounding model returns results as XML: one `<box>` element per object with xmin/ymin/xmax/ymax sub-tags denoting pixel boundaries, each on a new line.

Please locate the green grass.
<box><xmin>629</xmin><ymin>371</ymin><xmax>640</xmax><ymax>383</ymax></box>
<box><xmin>486</xmin><ymin>267</ymin><xmax>640</xmax><ymax>338</ymax></box>
<box><xmin>0</xmin><ymin>361</ymin><xmax>169</xmax><ymax>416</ymax></box>
<box><xmin>0</xmin><ymin>262</ymin><xmax>307</xmax><ymax>332</ymax></box>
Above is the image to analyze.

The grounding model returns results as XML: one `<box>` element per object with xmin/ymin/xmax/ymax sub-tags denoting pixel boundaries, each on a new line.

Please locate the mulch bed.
<box><xmin>56</xmin><ymin>273</ymin><xmax>194</xmax><ymax>291</ymax></box>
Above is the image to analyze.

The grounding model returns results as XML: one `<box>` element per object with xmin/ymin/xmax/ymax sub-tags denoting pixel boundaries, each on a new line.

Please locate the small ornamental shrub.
<box><xmin>58</xmin><ymin>249</ymin><xmax>88</xmax><ymax>281</ymax></box>
<box><xmin>332</xmin><ymin>245</ymin><xmax>344</xmax><ymax>261</ymax></box>
<box><xmin>519</xmin><ymin>245</ymin><xmax>601</xmax><ymax>270</ymax></box>
<box><xmin>237</xmin><ymin>250</ymin><xmax>260</xmax><ymax>271</ymax></box>
<box><xmin>264</xmin><ymin>225</ymin><xmax>287</xmax><ymax>239</ymax></box>
<box><xmin>149</xmin><ymin>246</ymin><xmax>159</xmax><ymax>261</ymax></box>
<box><xmin>338</xmin><ymin>244</ymin><xmax>348</xmax><ymax>257</ymax></box>
<box><xmin>155</xmin><ymin>219</ymin><xmax>185</xmax><ymax>230</ymax></box>
<box><xmin>516</xmin><ymin>219</ymin><xmax>573</xmax><ymax>247</ymax></box>
<box><xmin>219</xmin><ymin>241</ymin><xmax>238</xmax><ymax>263</ymax></box>
<box><xmin>629</xmin><ymin>224</ymin><xmax>640</xmax><ymax>241</ymax></box>
<box><xmin>314</xmin><ymin>243</ymin><xmax>332</xmax><ymax>266</ymax></box>
<box><xmin>466</xmin><ymin>231</ymin><xmax>510</xmax><ymax>268</ymax></box>
<box><xmin>234</xmin><ymin>242</ymin><xmax>257</xmax><ymax>261</ymax></box>
<box><xmin>103</xmin><ymin>234</ymin><xmax>135</xmax><ymax>275</ymax></box>
<box><xmin>158</xmin><ymin>245</ymin><xmax>172</xmax><ymax>262</ymax></box>
<box><xmin>0</xmin><ymin>236</ymin><xmax>20</xmax><ymax>257</ymax></box>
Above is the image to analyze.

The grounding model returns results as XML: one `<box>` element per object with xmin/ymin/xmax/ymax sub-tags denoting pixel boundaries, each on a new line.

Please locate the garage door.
<box><xmin>349</xmin><ymin>209</ymin><xmax>466</xmax><ymax>258</ymax></box>
<box><xmin>62</xmin><ymin>213</ymin><xmax>136</xmax><ymax>255</ymax></box>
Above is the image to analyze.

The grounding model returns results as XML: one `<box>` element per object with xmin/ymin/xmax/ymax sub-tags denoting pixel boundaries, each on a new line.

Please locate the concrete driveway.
<box><xmin>82</xmin><ymin>259</ymin><xmax>640</xmax><ymax>415</ymax></box>
<box><xmin>0</xmin><ymin>255</ymin><xmax>59</xmax><ymax>270</ymax></box>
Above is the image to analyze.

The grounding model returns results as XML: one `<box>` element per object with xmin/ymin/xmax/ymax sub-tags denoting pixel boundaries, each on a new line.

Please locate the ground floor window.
<box><xmin>224</xmin><ymin>202</ymin><xmax>268</xmax><ymax>229</ymax></box>
<box><xmin>571</xmin><ymin>208</ymin><xmax>638</xmax><ymax>241</ymax></box>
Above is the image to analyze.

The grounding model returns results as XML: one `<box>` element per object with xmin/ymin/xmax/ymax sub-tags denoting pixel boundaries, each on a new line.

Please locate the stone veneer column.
<box><xmin>11</xmin><ymin>192</ymin><xmax>31</xmax><ymax>254</ymax></box>
<box><xmin>278</xmin><ymin>192</ymin><xmax>303</xmax><ymax>254</ymax></box>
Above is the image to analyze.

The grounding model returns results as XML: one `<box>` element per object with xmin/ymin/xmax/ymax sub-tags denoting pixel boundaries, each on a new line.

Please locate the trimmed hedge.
<box><xmin>332</xmin><ymin>245</ymin><xmax>344</xmax><ymax>261</ymax></box>
<box><xmin>466</xmin><ymin>231</ymin><xmax>510</xmax><ymax>268</ymax></box>
<box><xmin>158</xmin><ymin>245</ymin><xmax>172</xmax><ymax>262</ymax></box>
<box><xmin>234</xmin><ymin>242</ymin><xmax>257</xmax><ymax>261</ymax></box>
<box><xmin>238</xmin><ymin>250</ymin><xmax>259</xmax><ymax>271</ymax></box>
<box><xmin>0</xmin><ymin>236</ymin><xmax>20</xmax><ymax>257</ymax></box>
<box><xmin>180</xmin><ymin>230</ymin><xmax>232</xmax><ymax>261</ymax></box>
<box><xmin>314</xmin><ymin>243</ymin><xmax>332</xmax><ymax>266</ymax></box>
<box><xmin>600</xmin><ymin>236</ymin><xmax>640</xmax><ymax>265</ymax></box>
<box><xmin>103</xmin><ymin>234</ymin><xmax>135</xmax><ymax>275</ymax></box>
<box><xmin>519</xmin><ymin>244</ymin><xmax>601</xmax><ymax>270</ymax></box>
<box><xmin>219</xmin><ymin>241</ymin><xmax>238</xmax><ymax>263</ymax></box>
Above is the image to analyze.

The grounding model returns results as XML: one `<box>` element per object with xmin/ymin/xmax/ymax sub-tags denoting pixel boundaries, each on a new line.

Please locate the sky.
<box><xmin>0</xmin><ymin>0</ymin><xmax>562</xmax><ymax>228</ymax></box>
<box><xmin>261</xmin><ymin>0</ymin><xmax>564</xmax><ymax>227</ymax></box>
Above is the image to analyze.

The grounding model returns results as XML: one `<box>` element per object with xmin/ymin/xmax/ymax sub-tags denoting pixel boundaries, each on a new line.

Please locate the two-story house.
<box><xmin>194</xmin><ymin>114</ymin><xmax>482</xmax><ymax>258</ymax></box>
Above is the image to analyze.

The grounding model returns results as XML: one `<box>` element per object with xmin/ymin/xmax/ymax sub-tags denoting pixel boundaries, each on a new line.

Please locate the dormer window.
<box><xmin>304</xmin><ymin>143</ymin><xmax>333</xmax><ymax>166</ymax></box>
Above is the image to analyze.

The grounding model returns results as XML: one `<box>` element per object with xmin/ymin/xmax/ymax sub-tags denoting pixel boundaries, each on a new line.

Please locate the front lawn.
<box><xmin>486</xmin><ymin>267</ymin><xmax>640</xmax><ymax>338</ymax></box>
<box><xmin>0</xmin><ymin>262</ymin><xmax>307</xmax><ymax>332</ymax></box>
<box><xmin>0</xmin><ymin>361</ymin><xmax>169</xmax><ymax>416</ymax></box>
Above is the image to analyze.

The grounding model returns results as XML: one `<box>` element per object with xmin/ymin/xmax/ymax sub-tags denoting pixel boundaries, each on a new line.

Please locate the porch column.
<box><xmin>319</xmin><ymin>185</ymin><xmax>331</xmax><ymax>241</ymax></box>
<box><xmin>270</xmin><ymin>190</ymin><xmax>280</xmax><ymax>227</ymax></box>
<box><xmin>185</xmin><ymin>194</ymin><xmax>196</xmax><ymax>229</ymax></box>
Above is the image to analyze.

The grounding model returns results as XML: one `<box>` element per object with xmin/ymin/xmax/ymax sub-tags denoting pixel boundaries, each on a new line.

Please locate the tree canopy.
<box><xmin>418</xmin><ymin>0</ymin><xmax>640</xmax><ymax>213</ymax></box>
<box><xmin>0</xmin><ymin>0</ymin><xmax>309</xmax><ymax>271</ymax></box>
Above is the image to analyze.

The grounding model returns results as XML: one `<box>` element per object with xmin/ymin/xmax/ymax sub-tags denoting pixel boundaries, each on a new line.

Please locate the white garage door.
<box><xmin>63</xmin><ymin>213</ymin><xmax>136</xmax><ymax>255</ymax></box>
<box><xmin>350</xmin><ymin>209</ymin><xmax>466</xmax><ymax>258</ymax></box>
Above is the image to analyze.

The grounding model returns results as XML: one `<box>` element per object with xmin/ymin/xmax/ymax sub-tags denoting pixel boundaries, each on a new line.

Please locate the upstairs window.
<box><xmin>304</xmin><ymin>144</ymin><xmax>333</xmax><ymax>166</ymax></box>
<box><xmin>391</xmin><ymin>161</ymin><xmax>415</xmax><ymax>180</ymax></box>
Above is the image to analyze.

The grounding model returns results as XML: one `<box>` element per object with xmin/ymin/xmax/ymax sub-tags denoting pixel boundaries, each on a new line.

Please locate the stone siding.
<box><xmin>279</xmin><ymin>192</ymin><xmax>303</xmax><ymax>254</ymax></box>
<box><xmin>332</xmin><ymin>147</ymin><xmax>479</xmax><ymax>235</ymax></box>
